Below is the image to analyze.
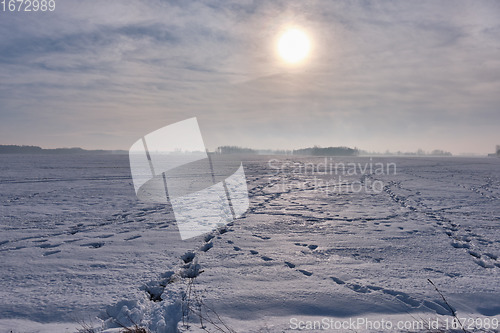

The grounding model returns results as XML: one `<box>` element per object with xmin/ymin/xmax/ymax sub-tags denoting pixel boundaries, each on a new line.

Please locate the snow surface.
<box><xmin>0</xmin><ymin>154</ymin><xmax>499</xmax><ymax>332</ymax></box>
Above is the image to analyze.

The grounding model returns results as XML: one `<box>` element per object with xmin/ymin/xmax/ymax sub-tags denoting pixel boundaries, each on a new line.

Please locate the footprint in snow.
<box><xmin>43</xmin><ymin>250</ymin><xmax>61</xmax><ymax>256</ymax></box>
<box><xmin>142</xmin><ymin>271</ymin><xmax>174</xmax><ymax>302</ymax></box>
<box><xmin>451</xmin><ymin>241</ymin><xmax>470</xmax><ymax>249</ymax></box>
<box><xmin>200</xmin><ymin>242</ymin><xmax>213</xmax><ymax>252</ymax></box>
<box><xmin>484</xmin><ymin>253</ymin><xmax>498</xmax><ymax>260</ymax></box>
<box><xmin>284</xmin><ymin>261</ymin><xmax>295</xmax><ymax>268</ymax></box>
<box><xmin>347</xmin><ymin>283</ymin><xmax>371</xmax><ymax>293</ymax></box>
<box><xmin>382</xmin><ymin>289</ymin><xmax>420</xmax><ymax>307</ymax></box>
<box><xmin>249</xmin><ymin>250</ymin><xmax>259</xmax><ymax>255</ymax></box>
<box><xmin>181</xmin><ymin>251</ymin><xmax>196</xmax><ymax>264</ymax></box>
<box><xmin>64</xmin><ymin>238</ymin><xmax>82</xmax><ymax>243</ymax></box>
<box><xmin>97</xmin><ymin>234</ymin><xmax>114</xmax><ymax>239</ymax></box>
<box><xmin>125</xmin><ymin>235</ymin><xmax>142</xmax><ymax>241</ymax></box>
<box><xmin>475</xmin><ymin>259</ymin><xmax>495</xmax><ymax>268</ymax></box>
<box><xmin>298</xmin><ymin>269</ymin><xmax>313</xmax><ymax>276</ymax></box>
<box><xmin>38</xmin><ymin>243</ymin><xmax>61</xmax><ymax>249</ymax></box>
<box><xmin>423</xmin><ymin>300</ymin><xmax>453</xmax><ymax>316</ymax></box>
<box><xmin>332</xmin><ymin>278</ymin><xmax>422</xmax><ymax>308</ymax></box>
<box><xmin>253</xmin><ymin>234</ymin><xmax>271</xmax><ymax>240</ymax></box>
<box><xmin>331</xmin><ymin>277</ymin><xmax>345</xmax><ymax>285</ymax></box>
<box><xmin>468</xmin><ymin>250</ymin><xmax>481</xmax><ymax>258</ymax></box>
<box><xmin>80</xmin><ymin>242</ymin><xmax>104</xmax><ymax>248</ymax></box>
<box><xmin>367</xmin><ymin>285</ymin><xmax>383</xmax><ymax>291</ymax></box>
<box><xmin>261</xmin><ymin>256</ymin><xmax>273</xmax><ymax>261</ymax></box>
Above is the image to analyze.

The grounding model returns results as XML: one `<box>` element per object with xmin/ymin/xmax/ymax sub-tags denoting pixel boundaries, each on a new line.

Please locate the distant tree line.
<box><xmin>359</xmin><ymin>149</ymin><xmax>452</xmax><ymax>156</ymax></box>
<box><xmin>1</xmin><ymin>144</ymin><xmax>457</xmax><ymax>157</ymax></box>
<box><xmin>428</xmin><ymin>149</ymin><xmax>452</xmax><ymax>156</ymax></box>
<box><xmin>0</xmin><ymin>145</ymin><xmax>44</xmax><ymax>153</ymax></box>
<box><xmin>0</xmin><ymin>145</ymin><xmax>125</xmax><ymax>154</ymax></box>
<box><xmin>216</xmin><ymin>145</ymin><xmax>359</xmax><ymax>156</ymax></box>
<box><xmin>216</xmin><ymin>146</ymin><xmax>257</xmax><ymax>154</ymax></box>
<box><xmin>293</xmin><ymin>146</ymin><xmax>359</xmax><ymax>156</ymax></box>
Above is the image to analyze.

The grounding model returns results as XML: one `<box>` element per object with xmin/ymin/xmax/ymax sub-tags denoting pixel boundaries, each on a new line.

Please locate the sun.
<box><xmin>277</xmin><ymin>28</ymin><xmax>310</xmax><ymax>64</ymax></box>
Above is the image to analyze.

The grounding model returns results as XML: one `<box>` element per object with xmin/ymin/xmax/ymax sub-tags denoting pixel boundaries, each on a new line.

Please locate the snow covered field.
<box><xmin>1</xmin><ymin>154</ymin><xmax>499</xmax><ymax>332</ymax></box>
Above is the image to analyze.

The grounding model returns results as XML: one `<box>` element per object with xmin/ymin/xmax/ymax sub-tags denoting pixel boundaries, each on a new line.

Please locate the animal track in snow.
<box><xmin>381</xmin><ymin>176</ymin><xmax>499</xmax><ymax>270</ymax></box>
<box><xmin>328</xmin><ymin>276</ymin><xmax>456</xmax><ymax>315</ymax></box>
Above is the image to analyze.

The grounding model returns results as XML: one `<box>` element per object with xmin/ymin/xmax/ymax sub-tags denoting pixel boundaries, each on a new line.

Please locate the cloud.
<box><xmin>0</xmin><ymin>0</ymin><xmax>499</xmax><ymax>153</ymax></box>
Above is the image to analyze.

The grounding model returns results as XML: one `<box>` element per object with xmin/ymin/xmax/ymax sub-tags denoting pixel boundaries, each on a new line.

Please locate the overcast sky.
<box><xmin>1</xmin><ymin>0</ymin><xmax>499</xmax><ymax>154</ymax></box>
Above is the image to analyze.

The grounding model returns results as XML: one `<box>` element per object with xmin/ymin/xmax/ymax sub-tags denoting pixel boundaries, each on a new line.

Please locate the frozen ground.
<box><xmin>0</xmin><ymin>154</ymin><xmax>499</xmax><ymax>332</ymax></box>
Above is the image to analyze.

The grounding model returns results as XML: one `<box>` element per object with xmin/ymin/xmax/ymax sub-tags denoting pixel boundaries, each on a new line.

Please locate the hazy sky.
<box><xmin>1</xmin><ymin>0</ymin><xmax>499</xmax><ymax>154</ymax></box>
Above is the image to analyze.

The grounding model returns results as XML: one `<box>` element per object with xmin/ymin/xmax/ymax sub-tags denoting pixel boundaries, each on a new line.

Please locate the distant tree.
<box><xmin>217</xmin><ymin>146</ymin><xmax>257</xmax><ymax>154</ymax></box>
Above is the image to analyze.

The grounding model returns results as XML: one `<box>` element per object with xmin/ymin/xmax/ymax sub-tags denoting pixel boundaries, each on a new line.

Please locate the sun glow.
<box><xmin>277</xmin><ymin>28</ymin><xmax>310</xmax><ymax>64</ymax></box>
